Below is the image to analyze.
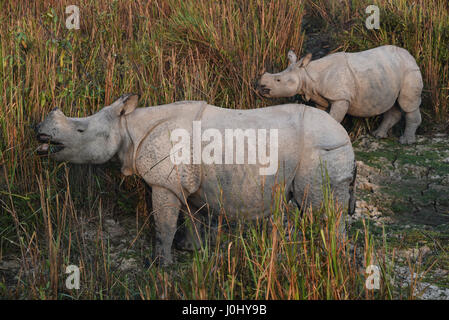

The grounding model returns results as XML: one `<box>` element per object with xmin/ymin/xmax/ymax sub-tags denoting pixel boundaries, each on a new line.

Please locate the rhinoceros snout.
<box><xmin>37</xmin><ymin>133</ymin><xmax>51</xmax><ymax>143</ymax></box>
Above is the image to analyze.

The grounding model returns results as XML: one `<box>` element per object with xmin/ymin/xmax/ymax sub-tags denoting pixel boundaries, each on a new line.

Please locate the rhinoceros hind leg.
<box><xmin>372</xmin><ymin>105</ymin><xmax>402</xmax><ymax>139</ymax></box>
<box><xmin>399</xmin><ymin>109</ymin><xmax>421</xmax><ymax>144</ymax></box>
<box><xmin>152</xmin><ymin>186</ymin><xmax>181</xmax><ymax>266</ymax></box>
<box><xmin>398</xmin><ymin>71</ymin><xmax>423</xmax><ymax>144</ymax></box>
<box><xmin>293</xmin><ymin>145</ymin><xmax>353</xmax><ymax>236</ymax></box>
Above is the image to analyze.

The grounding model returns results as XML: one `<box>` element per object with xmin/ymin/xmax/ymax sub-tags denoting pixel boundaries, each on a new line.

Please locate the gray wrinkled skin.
<box><xmin>36</xmin><ymin>95</ymin><xmax>356</xmax><ymax>265</ymax></box>
<box><xmin>258</xmin><ymin>45</ymin><xmax>423</xmax><ymax>144</ymax></box>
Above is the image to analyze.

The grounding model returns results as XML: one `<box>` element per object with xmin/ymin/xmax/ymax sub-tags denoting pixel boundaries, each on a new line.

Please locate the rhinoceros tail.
<box><xmin>348</xmin><ymin>160</ymin><xmax>357</xmax><ymax>216</ymax></box>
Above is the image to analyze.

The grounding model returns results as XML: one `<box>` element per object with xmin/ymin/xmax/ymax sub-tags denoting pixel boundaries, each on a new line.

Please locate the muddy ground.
<box><xmin>349</xmin><ymin>132</ymin><xmax>449</xmax><ymax>299</ymax></box>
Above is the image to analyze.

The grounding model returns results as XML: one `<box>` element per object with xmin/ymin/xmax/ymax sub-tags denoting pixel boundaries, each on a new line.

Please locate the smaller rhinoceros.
<box><xmin>36</xmin><ymin>95</ymin><xmax>356</xmax><ymax>265</ymax></box>
<box><xmin>258</xmin><ymin>45</ymin><xmax>423</xmax><ymax>144</ymax></box>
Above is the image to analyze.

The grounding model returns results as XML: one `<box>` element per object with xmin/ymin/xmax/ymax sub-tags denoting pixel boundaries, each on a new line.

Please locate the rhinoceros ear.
<box><xmin>111</xmin><ymin>94</ymin><xmax>139</xmax><ymax>116</ymax></box>
<box><xmin>287</xmin><ymin>50</ymin><xmax>297</xmax><ymax>65</ymax></box>
<box><xmin>296</xmin><ymin>53</ymin><xmax>312</xmax><ymax>68</ymax></box>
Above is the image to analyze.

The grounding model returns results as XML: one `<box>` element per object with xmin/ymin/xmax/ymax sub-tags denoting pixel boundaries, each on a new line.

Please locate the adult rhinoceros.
<box><xmin>258</xmin><ymin>45</ymin><xmax>423</xmax><ymax>144</ymax></box>
<box><xmin>36</xmin><ymin>95</ymin><xmax>356</xmax><ymax>265</ymax></box>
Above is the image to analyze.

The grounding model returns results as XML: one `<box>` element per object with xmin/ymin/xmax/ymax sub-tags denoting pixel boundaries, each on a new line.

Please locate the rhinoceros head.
<box><xmin>36</xmin><ymin>94</ymin><xmax>139</xmax><ymax>164</ymax></box>
<box><xmin>258</xmin><ymin>51</ymin><xmax>312</xmax><ymax>98</ymax></box>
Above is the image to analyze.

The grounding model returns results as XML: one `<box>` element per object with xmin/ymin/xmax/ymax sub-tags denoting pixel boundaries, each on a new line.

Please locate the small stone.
<box><xmin>434</xmin><ymin>133</ymin><xmax>446</xmax><ymax>137</ymax></box>
<box><xmin>398</xmin><ymin>246</ymin><xmax>431</xmax><ymax>260</ymax></box>
<box><xmin>0</xmin><ymin>260</ymin><xmax>20</xmax><ymax>270</ymax></box>
<box><xmin>104</xmin><ymin>218</ymin><xmax>126</xmax><ymax>239</ymax></box>
<box><xmin>359</xmin><ymin>181</ymin><xmax>378</xmax><ymax>192</ymax></box>
<box><xmin>119</xmin><ymin>258</ymin><xmax>138</xmax><ymax>272</ymax></box>
<box><xmin>419</xmin><ymin>245</ymin><xmax>431</xmax><ymax>257</ymax></box>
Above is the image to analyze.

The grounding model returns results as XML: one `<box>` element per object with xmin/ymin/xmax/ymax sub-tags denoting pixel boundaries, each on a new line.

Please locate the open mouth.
<box><xmin>258</xmin><ymin>85</ymin><xmax>271</xmax><ymax>96</ymax></box>
<box><xmin>36</xmin><ymin>134</ymin><xmax>65</xmax><ymax>155</ymax></box>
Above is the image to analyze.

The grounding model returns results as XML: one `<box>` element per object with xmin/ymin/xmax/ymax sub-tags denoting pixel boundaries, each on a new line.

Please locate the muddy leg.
<box><xmin>372</xmin><ymin>105</ymin><xmax>402</xmax><ymax>138</ymax></box>
<box><xmin>152</xmin><ymin>186</ymin><xmax>181</xmax><ymax>266</ymax></box>
<box><xmin>329</xmin><ymin>100</ymin><xmax>349</xmax><ymax>123</ymax></box>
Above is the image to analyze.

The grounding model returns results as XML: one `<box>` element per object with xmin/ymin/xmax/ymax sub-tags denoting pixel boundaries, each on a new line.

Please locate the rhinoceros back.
<box><xmin>346</xmin><ymin>45</ymin><xmax>417</xmax><ymax>117</ymax></box>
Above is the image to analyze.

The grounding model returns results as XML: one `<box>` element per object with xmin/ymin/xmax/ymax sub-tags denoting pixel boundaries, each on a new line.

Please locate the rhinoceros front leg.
<box><xmin>372</xmin><ymin>105</ymin><xmax>402</xmax><ymax>139</ymax></box>
<box><xmin>174</xmin><ymin>209</ymin><xmax>203</xmax><ymax>251</ymax></box>
<box><xmin>152</xmin><ymin>186</ymin><xmax>181</xmax><ymax>266</ymax></box>
<box><xmin>329</xmin><ymin>100</ymin><xmax>349</xmax><ymax>123</ymax></box>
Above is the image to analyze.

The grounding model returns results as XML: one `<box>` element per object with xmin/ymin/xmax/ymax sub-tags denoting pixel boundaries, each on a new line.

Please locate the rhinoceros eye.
<box><xmin>276</xmin><ymin>79</ymin><xmax>281</xmax><ymax>82</ymax></box>
<box><xmin>77</xmin><ymin>129</ymin><xmax>84</xmax><ymax>133</ymax></box>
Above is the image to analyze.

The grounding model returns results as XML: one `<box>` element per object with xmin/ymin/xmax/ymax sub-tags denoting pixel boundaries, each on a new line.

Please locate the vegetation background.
<box><xmin>0</xmin><ymin>0</ymin><xmax>448</xmax><ymax>299</ymax></box>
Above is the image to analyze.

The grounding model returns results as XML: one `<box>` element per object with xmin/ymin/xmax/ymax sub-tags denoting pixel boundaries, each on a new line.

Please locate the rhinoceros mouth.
<box><xmin>36</xmin><ymin>134</ymin><xmax>65</xmax><ymax>155</ymax></box>
<box><xmin>258</xmin><ymin>85</ymin><xmax>271</xmax><ymax>96</ymax></box>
